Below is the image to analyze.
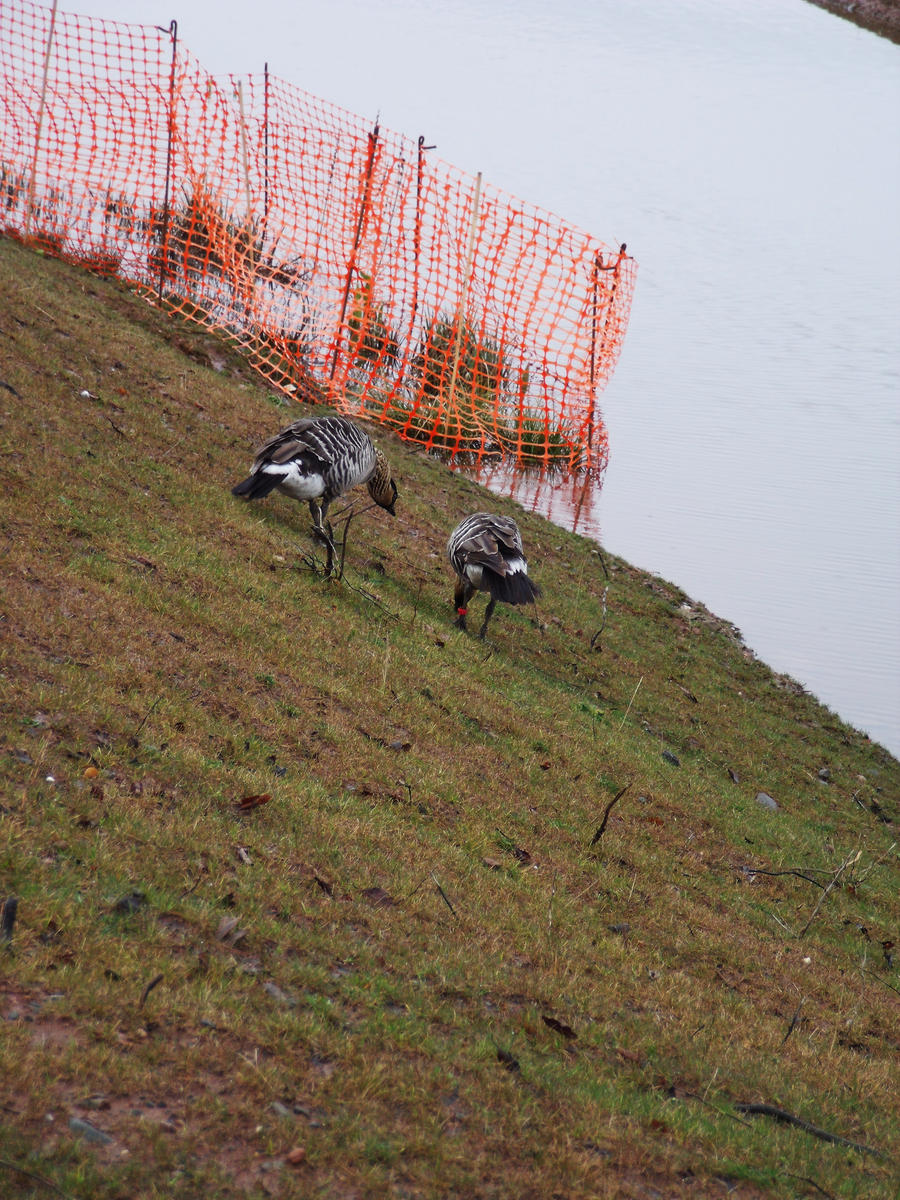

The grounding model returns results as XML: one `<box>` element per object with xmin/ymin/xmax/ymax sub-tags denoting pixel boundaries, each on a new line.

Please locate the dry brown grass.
<box><xmin>0</xmin><ymin>235</ymin><xmax>897</xmax><ymax>1199</ymax></box>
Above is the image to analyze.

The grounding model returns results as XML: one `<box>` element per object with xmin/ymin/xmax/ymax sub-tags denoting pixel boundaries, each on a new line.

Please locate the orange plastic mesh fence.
<box><xmin>1</xmin><ymin>0</ymin><xmax>636</xmax><ymax>473</ymax></box>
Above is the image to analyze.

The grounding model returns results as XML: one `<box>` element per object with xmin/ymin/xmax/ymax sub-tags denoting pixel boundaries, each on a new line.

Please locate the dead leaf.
<box><xmin>216</xmin><ymin>915</ymin><xmax>247</xmax><ymax>945</ymax></box>
<box><xmin>360</xmin><ymin>886</ymin><xmax>397</xmax><ymax>908</ymax></box>
<box><xmin>482</xmin><ymin>857</ymin><xmax>503</xmax><ymax>871</ymax></box>
<box><xmin>542</xmin><ymin>1014</ymin><xmax>577</xmax><ymax>1039</ymax></box>
<box><xmin>236</xmin><ymin>847</ymin><xmax>252</xmax><ymax>865</ymax></box>
<box><xmin>616</xmin><ymin>1047</ymin><xmax>642</xmax><ymax>1064</ymax></box>
<box><xmin>216</xmin><ymin>915</ymin><xmax>238</xmax><ymax>940</ymax></box>
<box><xmin>236</xmin><ymin>793</ymin><xmax>271</xmax><ymax>812</ymax></box>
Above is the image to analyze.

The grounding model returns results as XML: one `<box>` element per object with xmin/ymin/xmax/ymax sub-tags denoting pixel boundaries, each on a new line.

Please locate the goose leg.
<box><xmin>309</xmin><ymin>499</ymin><xmax>337</xmax><ymax>575</ymax></box>
<box><xmin>478</xmin><ymin>597</ymin><xmax>496</xmax><ymax>640</ymax></box>
<box><xmin>454</xmin><ymin>578</ymin><xmax>474</xmax><ymax>631</ymax></box>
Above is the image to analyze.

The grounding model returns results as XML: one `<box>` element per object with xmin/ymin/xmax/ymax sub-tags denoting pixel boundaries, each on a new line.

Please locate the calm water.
<box><xmin>76</xmin><ymin>0</ymin><xmax>900</xmax><ymax>754</ymax></box>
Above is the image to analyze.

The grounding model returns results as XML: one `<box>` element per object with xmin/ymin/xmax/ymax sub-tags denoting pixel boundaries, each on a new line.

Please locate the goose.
<box><xmin>447</xmin><ymin>512</ymin><xmax>540</xmax><ymax>638</ymax></box>
<box><xmin>232</xmin><ymin>415</ymin><xmax>397</xmax><ymax>573</ymax></box>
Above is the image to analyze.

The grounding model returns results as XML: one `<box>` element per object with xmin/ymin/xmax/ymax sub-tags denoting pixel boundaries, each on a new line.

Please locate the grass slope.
<box><xmin>0</xmin><ymin>235</ymin><xmax>897</xmax><ymax>1200</ymax></box>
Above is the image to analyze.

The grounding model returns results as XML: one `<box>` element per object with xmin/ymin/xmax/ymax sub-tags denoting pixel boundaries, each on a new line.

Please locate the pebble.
<box><xmin>69</xmin><ymin>1117</ymin><xmax>113</xmax><ymax>1145</ymax></box>
<box><xmin>755</xmin><ymin>792</ymin><xmax>779</xmax><ymax>811</ymax></box>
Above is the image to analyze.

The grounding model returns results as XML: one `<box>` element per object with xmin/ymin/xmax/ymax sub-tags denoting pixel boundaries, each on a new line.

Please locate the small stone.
<box><xmin>285</xmin><ymin>1146</ymin><xmax>307</xmax><ymax>1166</ymax></box>
<box><xmin>755</xmin><ymin>792</ymin><xmax>779</xmax><ymax>811</ymax></box>
<box><xmin>817</xmin><ymin>767</ymin><xmax>831</xmax><ymax>783</ymax></box>
<box><xmin>69</xmin><ymin>1116</ymin><xmax>113</xmax><ymax>1145</ymax></box>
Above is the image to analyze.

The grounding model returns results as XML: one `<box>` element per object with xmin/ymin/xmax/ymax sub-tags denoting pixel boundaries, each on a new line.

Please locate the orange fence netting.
<box><xmin>1</xmin><ymin>0</ymin><xmax>636</xmax><ymax>473</ymax></box>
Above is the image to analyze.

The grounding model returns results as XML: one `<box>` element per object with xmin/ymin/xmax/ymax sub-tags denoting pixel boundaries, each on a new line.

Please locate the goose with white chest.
<box><xmin>232</xmin><ymin>414</ymin><xmax>397</xmax><ymax>574</ymax></box>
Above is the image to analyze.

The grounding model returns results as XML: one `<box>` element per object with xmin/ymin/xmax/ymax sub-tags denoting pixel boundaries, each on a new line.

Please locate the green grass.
<box><xmin>0</xmin><ymin>234</ymin><xmax>898</xmax><ymax>1199</ymax></box>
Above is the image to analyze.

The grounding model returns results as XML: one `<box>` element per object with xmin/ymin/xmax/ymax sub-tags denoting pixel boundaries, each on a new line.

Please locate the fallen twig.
<box><xmin>0</xmin><ymin>1157</ymin><xmax>75</xmax><ymax>1198</ymax></box>
<box><xmin>683</xmin><ymin>1091</ymin><xmax>753</xmax><ymax>1127</ymax></box>
<box><xmin>139</xmin><ymin>972</ymin><xmax>164</xmax><ymax>1008</ymax></box>
<box><xmin>861</xmin><ymin>967</ymin><xmax>900</xmax><ymax>997</ymax></box>
<box><xmin>431</xmin><ymin>873</ymin><xmax>457</xmax><ymax>917</ymax></box>
<box><xmin>798</xmin><ymin>850</ymin><xmax>860</xmax><ymax>937</ymax></box>
<box><xmin>619</xmin><ymin>677</ymin><xmax>643</xmax><ymax>729</ymax></box>
<box><xmin>590</xmin><ymin>783</ymin><xmax>631</xmax><ymax>847</ymax></box>
<box><xmin>101</xmin><ymin>410</ymin><xmax>127</xmax><ymax>437</ymax></box>
<box><xmin>742</xmin><ymin>865</ymin><xmax>827</xmax><ymax>890</ymax></box>
<box><xmin>589</xmin><ymin>581</ymin><xmax>609</xmax><ymax>650</ymax></box>
<box><xmin>134</xmin><ymin>694</ymin><xmax>163</xmax><ymax>738</ymax></box>
<box><xmin>780</xmin><ymin>997</ymin><xmax>804</xmax><ymax>1047</ymax></box>
<box><xmin>734</xmin><ymin>1103</ymin><xmax>883</xmax><ymax>1157</ymax></box>
<box><xmin>854</xmin><ymin>840</ymin><xmax>896</xmax><ymax>885</ymax></box>
<box><xmin>762</xmin><ymin>906</ymin><xmax>797</xmax><ymax>937</ymax></box>
<box><xmin>337</xmin><ymin>571</ymin><xmax>400</xmax><ymax>620</ymax></box>
<box><xmin>785</xmin><ymin>1174</ymin><xmax>836</xmax><ymax>1200</ymax></box>
<box><xmin>179</xmin><ymin>873</ymin><xmax>205</xmax><ymax>899</ymax></box>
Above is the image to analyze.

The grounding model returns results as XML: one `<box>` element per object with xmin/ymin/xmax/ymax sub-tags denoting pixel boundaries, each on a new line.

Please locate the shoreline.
<box><xmin>804</xmin><ymin>0</ymin><xmax>900</xmax><ymax>43</ymax></box>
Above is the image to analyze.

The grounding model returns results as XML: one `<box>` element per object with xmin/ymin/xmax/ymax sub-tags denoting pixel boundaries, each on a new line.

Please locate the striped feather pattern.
<box><xmin>448</xmin><ymin>512</ymin><xmax>540</xmax><ymax>636</ymax></box>
<box><xmin>232</xmin><ymin>415</ymin><xmax>397</xmax><ymax>517</ymax></box>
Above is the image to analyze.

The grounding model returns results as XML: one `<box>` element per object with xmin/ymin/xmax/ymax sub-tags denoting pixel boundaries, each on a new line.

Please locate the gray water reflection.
<box><xmin>80</xmin><ymin>0</ymin><xmax>900</xmax><ymax>754</ymax></box>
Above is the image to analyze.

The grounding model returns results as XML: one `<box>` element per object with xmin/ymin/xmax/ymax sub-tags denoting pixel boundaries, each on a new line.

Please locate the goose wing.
<box><xmin>251</xmin><ymin>419</ymin><xmax>330</xmax><ymax>474</ymax></box>
<box><xmin>450</xmin><ymin>513</ymin><xmax>524</xmax><ymax>576</ymax></box>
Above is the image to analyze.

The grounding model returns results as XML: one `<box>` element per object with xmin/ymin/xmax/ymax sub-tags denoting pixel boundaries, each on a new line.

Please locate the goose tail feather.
<box><xmin>485</xmin><ymin>570</ymin><xmax>540</xmax><ymax>606</ymax></box>
<box><xmin>231</xmin><ymin>472</ymin><xmax>283</xmax><ymax>500</ymax></box>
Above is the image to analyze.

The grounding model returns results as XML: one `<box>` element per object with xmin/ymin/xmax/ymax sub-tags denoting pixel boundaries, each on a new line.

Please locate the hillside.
<box><xmin>0</xmin><ymin>234</ymin><xmax>897</xmax><ymax>1200</ymax></box>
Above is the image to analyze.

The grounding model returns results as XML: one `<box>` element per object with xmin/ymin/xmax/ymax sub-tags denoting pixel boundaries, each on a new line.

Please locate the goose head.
<box><xmin>368</xmin><ymin>448</ymin><xmax>398</xmax><ymax>515</ymax></box>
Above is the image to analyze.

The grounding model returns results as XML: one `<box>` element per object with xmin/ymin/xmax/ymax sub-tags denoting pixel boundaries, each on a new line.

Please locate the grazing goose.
<box><xmin>447</xmin><ymin>512</ymin><xmax>540</xmax><ymax>638</ymax></box>
<box><xmin>232</xmin><ymin>415</ymin><xmax>397</xmax><ymax>573</ymax></box>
